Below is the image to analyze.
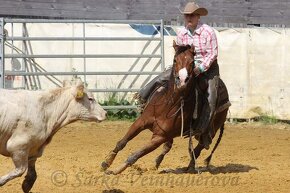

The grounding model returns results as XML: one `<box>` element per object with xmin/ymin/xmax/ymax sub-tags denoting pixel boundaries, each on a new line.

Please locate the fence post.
<box><xmin>160</xmin><ymin>19</ymin><xmax>165</xmax><ymax>71</ymax></box>
<box><xmin>0</xmin><ymin>18</ymin><xmax>4</xmax><ymax>88</ymax></box>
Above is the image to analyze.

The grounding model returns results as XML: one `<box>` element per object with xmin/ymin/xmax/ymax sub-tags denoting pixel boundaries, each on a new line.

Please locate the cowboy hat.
<box><xmin>180</xmin><ymin>2</ymin><xmax>208</xmax><ymax>16</ymax></box>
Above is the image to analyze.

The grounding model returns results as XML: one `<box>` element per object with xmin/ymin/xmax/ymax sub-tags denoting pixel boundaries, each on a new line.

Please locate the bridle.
<box><xmin>168</xmin><ymin>49</ymin><xmax>196</xmax><ymax>137</ymax></box>
<box><xmin>146</xmin><ymin>46</ymin><xmax>196</xmax><ymax>133</ymax></box>
<box><xmin>173</xmin><ymin>51</ymin><xmax>194</xmax><ymax>90</ymax></box>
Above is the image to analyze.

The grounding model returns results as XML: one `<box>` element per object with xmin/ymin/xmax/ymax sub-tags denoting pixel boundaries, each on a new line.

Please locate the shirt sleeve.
<box><xmin>199</xmin><ymin>29</ymin><xmax>218</xmax><ymax>72</ymax></box>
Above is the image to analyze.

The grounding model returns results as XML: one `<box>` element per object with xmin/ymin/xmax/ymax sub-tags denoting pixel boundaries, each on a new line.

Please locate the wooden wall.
<box><xmin>195</xmin><ymin>0</ymin><xmax>290</xmax><ymax>27</ymax></box>
<box><xmin>0</xmin><ymin>0</ymin><xmax>289</xmax><ymax>27</ymax></box>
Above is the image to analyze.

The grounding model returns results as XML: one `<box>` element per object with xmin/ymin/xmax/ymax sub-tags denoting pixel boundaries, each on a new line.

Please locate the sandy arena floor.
<box><xmin>1</xmin><ymin>121</ymin><xmax>290</xmax><ymax>193</ymax></box>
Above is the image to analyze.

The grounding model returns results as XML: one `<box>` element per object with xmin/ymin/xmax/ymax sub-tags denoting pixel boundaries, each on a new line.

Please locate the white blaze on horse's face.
<box><xmin>178</xmin><ymin>67</ymin><xmax>188</xmax><ymax>87</ymax></box>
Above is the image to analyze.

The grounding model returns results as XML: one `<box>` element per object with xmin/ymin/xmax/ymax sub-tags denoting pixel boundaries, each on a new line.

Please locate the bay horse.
<box><xmin>101</xmin><ymin>41</ymin><xmax>231</xmax><ymax>174</ymax></box>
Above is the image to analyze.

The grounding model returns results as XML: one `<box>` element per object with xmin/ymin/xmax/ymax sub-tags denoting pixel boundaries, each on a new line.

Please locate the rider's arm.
<box><xmin>198</xmin><ymin>29</ymin><xmax>218</xmax><ymax>73</ymax></box>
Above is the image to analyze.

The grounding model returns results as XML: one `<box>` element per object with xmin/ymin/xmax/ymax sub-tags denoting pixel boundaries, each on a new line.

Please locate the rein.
<box><xmin>180</xmin><ymin>99</ymin><xmax>185</xmax><ymax>137</ymax></box>
<box><xmin>152</xmin><ymin>46</ymin><xmax>195</xmax><ymax>137</ymax></box>
<box><xmin>162</xmin><ymin>97</ymin><xmax>186</xmax><ymax>138</ymax></box>
<box><xmin>189</xmin><ymin>119</ymin><xmax>200</xmax><ymax>174</ymax></box>
<box><xmin>165</xmin><ymin>77</ymin><xmax>195</xmax><ymax>119</ymax></box>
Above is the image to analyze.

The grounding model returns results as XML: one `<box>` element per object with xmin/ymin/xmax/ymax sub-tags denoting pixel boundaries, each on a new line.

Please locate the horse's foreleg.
<box><xmin>187</xmin><ymin>143</ymin><xmax>204</xmax><ymax>173</ymax></box>
<box><xmin>101</xmin><ymin>118</ymin><xmax>146</xmax><ymax>171</ymax></box>
<box><xmin>155</xmin><ymin>139</ymin><xmax>173</xmax><ymax>169</ymax></box>
<box><xmin>106</xmin><ymin>135</ymin><xmax>167</xmax><ymax>175</ymax></box>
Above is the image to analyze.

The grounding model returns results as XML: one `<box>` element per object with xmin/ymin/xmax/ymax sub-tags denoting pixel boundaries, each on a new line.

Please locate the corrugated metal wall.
<box><xmin>0</xmin><ymin>0</ymin><xmax>289</xmax><ymax>27</ymax></box>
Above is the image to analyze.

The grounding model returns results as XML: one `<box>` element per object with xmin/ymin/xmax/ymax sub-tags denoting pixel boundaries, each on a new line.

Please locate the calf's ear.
<box><xmin>72</xmin><ymin>80</ymin><xmax>85</xmax><ymax>99</ymax></box>
<box><xmin>62</xmin><ymin>80</ymin><xmax>71</xmax><ymax>87</ymax></box>
<box><xmin>76</xmin><ymin>86</ymin><xmax>84</xmax><ymax>99</ymax></box>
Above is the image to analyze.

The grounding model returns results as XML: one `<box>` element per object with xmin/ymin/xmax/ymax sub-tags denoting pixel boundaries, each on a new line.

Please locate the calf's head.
<box><xmin>64</xmin><ymin>79</ymin><xmax>107</xmax><ymax>122</ymax></box>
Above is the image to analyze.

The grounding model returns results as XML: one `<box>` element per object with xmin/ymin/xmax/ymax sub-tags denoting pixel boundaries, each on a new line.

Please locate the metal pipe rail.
<box><xmin>5</xmin><ymin>54</ymin><xmax>162</xmax><ymax>58</ymax></box>
<box><xmin>0</xmin><ymin>18</ymin><xmax>165</xmax><ymax>111</ymax></box>
<box><xmin>6</xmin><ymin>37</ymin><xmax>161</xmax><ymax>41</ymax></box>
<box><xmin>4</xmin><ymin>19</ymin><xmax>162</xmax><ymax>24</ymax></box>
<box><xmin>5</xmin><ymin>71</ymin><xmax>162</xmax><ymax>76</ymax></box>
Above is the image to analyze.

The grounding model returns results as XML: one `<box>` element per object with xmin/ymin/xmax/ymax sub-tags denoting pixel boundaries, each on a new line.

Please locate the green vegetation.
<box><xmin>256</xmin><ymin>115</ymin><xmax>278</xmax><ymax>124</ymax></box>
<box><xmin>100</xmin><ymin>95</ymin><xmax>139</xmax><ymax>121</ymax></box>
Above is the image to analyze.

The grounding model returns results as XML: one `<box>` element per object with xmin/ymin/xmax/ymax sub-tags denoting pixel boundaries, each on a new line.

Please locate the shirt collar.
<box><xmin>194</xmin><ymin>22</ymin><xmax>203</xmax><ymax>35</ymax></box>
<box><xmin>182</xmin><ymin>21</ymin><xmax>203</xmax><ymax>36</ymax></box>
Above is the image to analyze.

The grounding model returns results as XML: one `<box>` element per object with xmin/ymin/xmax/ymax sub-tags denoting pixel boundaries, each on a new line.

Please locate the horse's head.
<box><xmin>172</xmin><ymin>40</ymin><xmax>195</xmax><ymax>90</ymax></box>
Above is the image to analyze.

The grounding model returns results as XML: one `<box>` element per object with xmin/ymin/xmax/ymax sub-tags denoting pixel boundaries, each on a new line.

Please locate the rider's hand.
<box><xmin>193</xmin><ymin>66</ymin><xmax>201</xmax><ymax>77</ymax></box>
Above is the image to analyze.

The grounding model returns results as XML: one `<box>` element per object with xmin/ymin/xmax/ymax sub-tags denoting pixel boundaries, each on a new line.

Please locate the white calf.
<box><xmin>0</xmin><ymin>80</ymin><xmax>106</xmax><ymax>192</ymax></box>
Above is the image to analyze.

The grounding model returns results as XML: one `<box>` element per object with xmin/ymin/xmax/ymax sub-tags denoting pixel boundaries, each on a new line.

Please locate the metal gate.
<box><xmin>0</xmin><ymin>18</ymin><xmax>166</xmax><ymax>109</ymax></box>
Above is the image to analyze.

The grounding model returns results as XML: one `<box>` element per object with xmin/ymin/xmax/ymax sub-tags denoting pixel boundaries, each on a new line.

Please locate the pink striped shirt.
<box><xmin>176</xmin><ymin>22</ymin><xmax>218</xmax><ymax>72</ymax></box>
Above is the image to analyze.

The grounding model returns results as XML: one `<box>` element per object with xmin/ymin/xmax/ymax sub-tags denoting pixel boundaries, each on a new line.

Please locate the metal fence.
<box><xmin>0</xmin><ymin>18</ymin><xmax>166</xmax><ymax>109</ymax></box>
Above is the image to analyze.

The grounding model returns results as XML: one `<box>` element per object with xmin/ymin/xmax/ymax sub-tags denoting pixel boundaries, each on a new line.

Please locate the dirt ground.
<box><xmin>1</xmin><ymin>120</ymin><xmax>290</xmax><ymax>193</ymax></box>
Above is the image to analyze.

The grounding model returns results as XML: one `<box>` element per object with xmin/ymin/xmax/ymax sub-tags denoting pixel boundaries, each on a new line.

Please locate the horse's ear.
<box><xmin>173</xmin><ymin>40</ymin><xmax>179</xmax><ymax>51</ymax></box>
<box><xmin>189</xmin><ymin>45</ymin><xmax>195</xmax><ymax>54</ymax></box>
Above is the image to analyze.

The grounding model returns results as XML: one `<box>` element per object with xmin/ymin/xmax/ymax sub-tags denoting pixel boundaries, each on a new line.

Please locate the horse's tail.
<box><xmin>204</xmin><ymin>123</ymin><xmax>225</xmax><ymax>167</ymax></box>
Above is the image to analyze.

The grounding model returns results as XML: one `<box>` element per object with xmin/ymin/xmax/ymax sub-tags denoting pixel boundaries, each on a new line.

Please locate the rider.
<box><xmin>136</xmin><ymin>2</ymin><xmax>220</xmax><ymax>150</ymax></box>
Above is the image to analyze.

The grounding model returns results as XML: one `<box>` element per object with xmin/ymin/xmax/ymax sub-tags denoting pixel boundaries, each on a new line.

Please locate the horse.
<box><xmin>101</xmin><ymin>41</ymin><xmax>231</xmax><ymax>175</ymax></box>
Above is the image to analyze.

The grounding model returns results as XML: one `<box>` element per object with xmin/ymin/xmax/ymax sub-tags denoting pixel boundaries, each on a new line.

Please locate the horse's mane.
<box><xmin>170</xmin><ymin>44</ymin><xmax>192</xmax><ymax>78</ymax></box>
<box><xmin>166</xmin><ymin>45</ymin><xmax>192</xmax><ymax>91</ymax></box>
<box><xmin>174</xmin><ymin>45</ymin><xmax>191</xmax><ymax>56</ymax></box>
<box><xmin>142</xmin><ymin>44</ymin><xmax>194</xmax><ymax>110</ymax></box>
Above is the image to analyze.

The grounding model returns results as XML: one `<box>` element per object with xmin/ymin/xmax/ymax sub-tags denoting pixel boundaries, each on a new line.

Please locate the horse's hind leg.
<box><xmin>155</xmin><ymin>139</ymin><xmax>173</xmax><ymax>169</ymax></box>
<box><xmin>188</xmin><ymin>111</ymin><xmax>227</xmax><ymax>172</ymax></box>
<box><xmin>106</xmin><ymin>135</ymin><xmax>167</xmax><ymax>175</ymax></box>
<box><xmin>101</xmin><ymin>117</ymin><xmax>146</xmax><ymax>171</ymax></box>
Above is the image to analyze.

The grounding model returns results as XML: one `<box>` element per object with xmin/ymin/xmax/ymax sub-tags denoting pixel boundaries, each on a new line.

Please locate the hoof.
<box><xmin>0</xmin><ymin>180</ymin><xmax>6</xmax><ymax>187</ymax></box>
<box><xmin>104</xmin><ymin>170</ymin><xmax>115</xmax><ymax>175</ymax></box>
<box><xmin>101</xmin><ymin>161</ymin><xmax>110</xmax><ymax>171</ymax></box>
<box><xmin>22</xmin><ymin>182</ymin><xmax>34</xmax><ymax>193</ymax></box>
<box><xmin>150</xmin><ymin>166</ymin><xmax>158</xmax><ymax>171</ymax></box>
<box><xmin>154</xmin><ymin>164</ymin><xmax>160</xmax><ymax>170</ymax></box>
<box><xmin>186</xmin><ymin>167</ymin><xmax>199</xmax><ymax>174</ymax></box>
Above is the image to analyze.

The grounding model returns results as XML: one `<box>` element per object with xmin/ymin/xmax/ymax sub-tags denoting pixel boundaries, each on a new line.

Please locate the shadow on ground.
<box><xmin>159</xmin><ymin>163</ymin><xmax>259</xmax><ymax>175</ymax></box>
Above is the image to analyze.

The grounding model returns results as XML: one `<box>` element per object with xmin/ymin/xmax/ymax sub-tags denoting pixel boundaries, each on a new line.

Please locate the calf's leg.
<box><xmin>22</xmin><ymin>157</ymin><xmax>37</xmax><ymax>193</ymax></box>
<box><xmin>22</xmin><ymin>137</ymin><xmax>49</xmax><ymax>192</ymax></box>
<box><xmin>0</xmin><ymin>149</ymin><xmax>28</xmax><ymax>186</ymax></box>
